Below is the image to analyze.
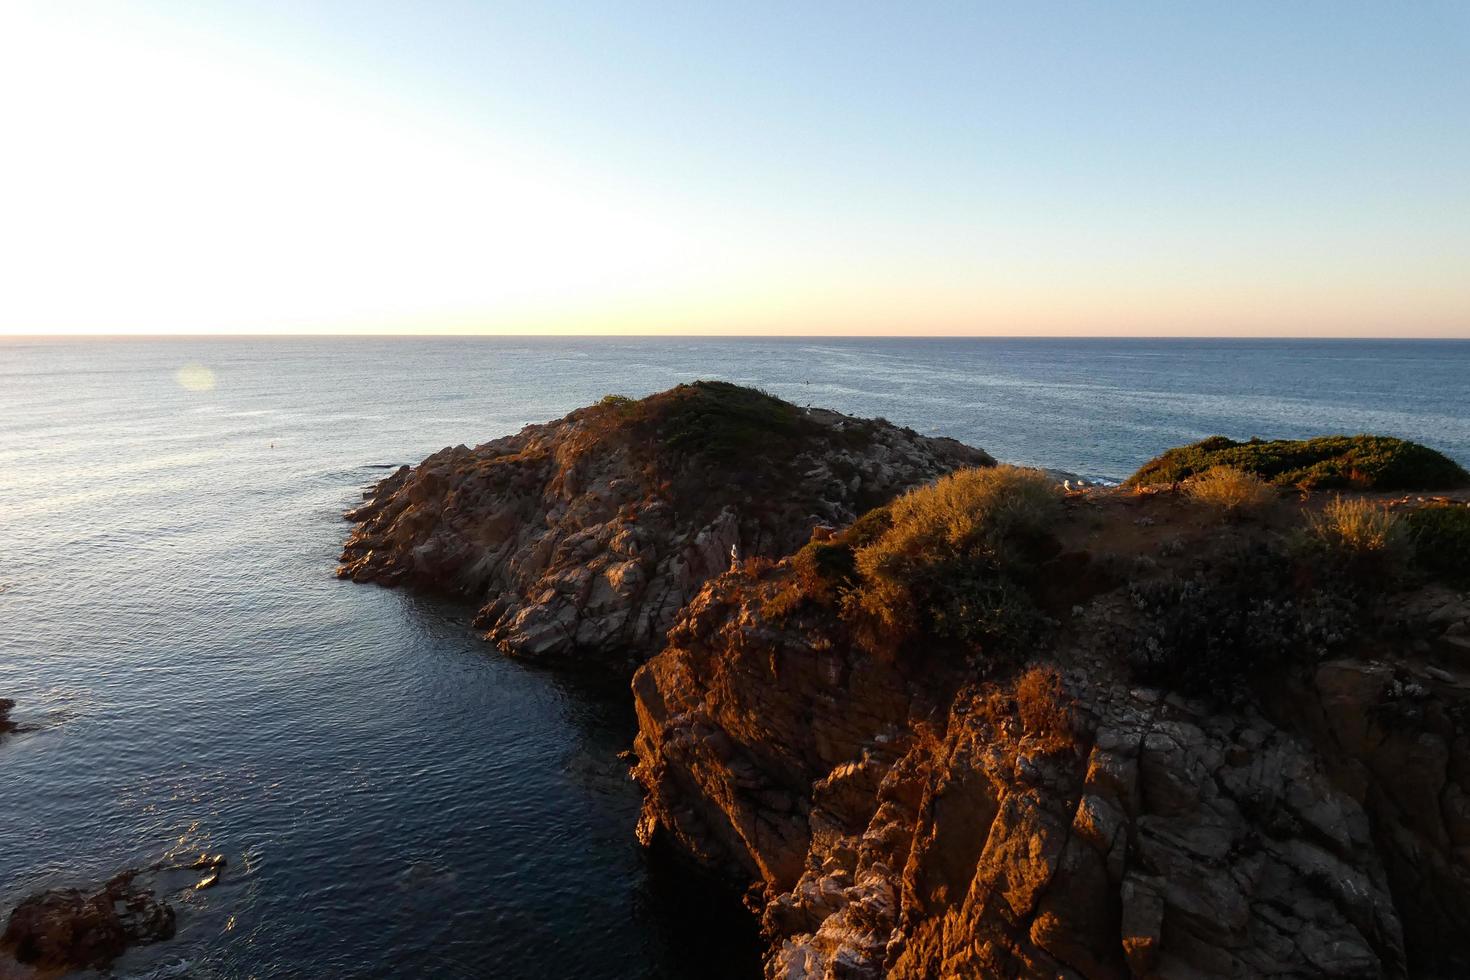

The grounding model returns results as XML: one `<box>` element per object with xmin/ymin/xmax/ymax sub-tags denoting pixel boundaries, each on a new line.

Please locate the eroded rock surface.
<box><xmin>338</xmin><ymin>383</ymin><xmax>990</xmax><ymax>667</ymax></box>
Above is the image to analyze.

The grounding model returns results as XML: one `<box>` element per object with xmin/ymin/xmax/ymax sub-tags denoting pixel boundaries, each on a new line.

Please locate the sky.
<box><xmin>1</xmin><ymin>1</ymin><xmax>1467</xmax><ymax>337</ymax></box>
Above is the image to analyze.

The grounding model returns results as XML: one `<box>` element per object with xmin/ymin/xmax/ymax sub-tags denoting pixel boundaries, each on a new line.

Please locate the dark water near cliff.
<box><xmin>2</xmin><ymin>336</ymin><xmax>1467</xmax><ymax>978</ymax></box>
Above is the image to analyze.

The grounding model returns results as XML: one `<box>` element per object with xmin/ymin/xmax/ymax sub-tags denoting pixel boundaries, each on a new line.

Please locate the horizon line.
<box><xmin>3</xmin><ymin>333</ymin><xmax>1469</xmax><ymax>342</ymax></box>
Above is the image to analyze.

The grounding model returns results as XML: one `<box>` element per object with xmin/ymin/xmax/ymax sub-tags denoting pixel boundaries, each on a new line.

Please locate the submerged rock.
<box><xmin>338</xmin><ymin>382</ymin><xmax>991</xmax><ymax>667</ymax></box>
<box><xmin>0</xmin><ymin>699</ymin><xmax>16</xmax><ymax>736</ymax></box>
<box><xmin>1</xmin><ymin>854</ymin><xmax>224</xmax><ymax>974</ymax></box>
<box><xmin>1</xmin><ymin>871</ymin><xmax>175</xmax><ymax>973</ymax></box>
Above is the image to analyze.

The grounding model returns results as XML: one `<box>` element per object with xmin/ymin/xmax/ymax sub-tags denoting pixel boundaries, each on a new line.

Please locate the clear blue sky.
<box><xmin>2</xmin><ymin>1</ymin><xmax>1467</xmax><ymax>335</ymax></box>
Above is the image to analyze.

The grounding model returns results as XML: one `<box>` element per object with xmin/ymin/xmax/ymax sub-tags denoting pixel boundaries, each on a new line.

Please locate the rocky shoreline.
<box><xmin>341</xmin><ymin>384</ymin><xmax>1470</xmax><ymax>978</ymax></box>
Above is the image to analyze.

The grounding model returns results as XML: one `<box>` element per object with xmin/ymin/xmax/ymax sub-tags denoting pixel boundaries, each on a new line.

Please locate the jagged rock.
<box><xmin>339</xmin><ymin>383</ymin><xmax>991</xmax><ymax>667</ymax></box>
<box><xmin>0</xmin><ymin>698</ymin><xmax>16</xmax><ymax>736</ymax></box>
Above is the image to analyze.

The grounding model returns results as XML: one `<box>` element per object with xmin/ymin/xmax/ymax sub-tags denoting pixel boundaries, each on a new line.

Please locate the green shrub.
<box><xmin>760</xmin><ymin>507</ymin><xmax>897</xmax><ymax>622</ymax></box>
<box><xmin>590</xmin><ymin>381</ymin><xmax>815</xmax><ymax>469</ymax></box>
<box><xmin>842</xmin><ymin>505</ymin><xmax>894</xmax><ymax>550</ymax></box>
<box><xmin>1186</xmin><ymin>465</ymin><xmax>1274</xmax><ymax>515</ymax></box>
<box><xmin>652</xmin><ymin>381</ymin><xmax>808</xmax><ymax>456</ymax></box>
<box><xmin>762</xmin><ymin>538</ymin><xmax>858</xmax><ymax>620</ymax></box>
<box><xmin>1127</xmin><ymin>435</ymin><xmax>1469</xmax><ymax>491</ymax></box>
<box><xmin>923</xmin><ymin>571</ymin><xmax>1050</xmax><ymax>650</ymax></box>
<box><xmin>1407</xmin><ymin>504</ymin><xmax>1470</xmax><ymax>585</ymax></box>
<box><xmin>841</xmin><ymin>466</ymin><xmax>1061</xmax><ymax>657</ymax></box>
<box><xmin>585</xmin><ymin>381</ymin><xmax>833</xmax><ymax>523</ymax></box>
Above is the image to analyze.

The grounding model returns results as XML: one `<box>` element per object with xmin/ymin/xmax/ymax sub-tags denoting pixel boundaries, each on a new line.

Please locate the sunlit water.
<box><xmin>2</xmin><ymin>337</ymin><xmax>1467</xmax><ymax>978</ymax></box>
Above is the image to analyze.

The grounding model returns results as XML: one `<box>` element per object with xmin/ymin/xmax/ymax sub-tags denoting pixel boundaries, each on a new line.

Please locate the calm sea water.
<box><xmin>2</xmin><ymin>337</ymin><xmax>1467</xmax><ymax>978</ymax></box>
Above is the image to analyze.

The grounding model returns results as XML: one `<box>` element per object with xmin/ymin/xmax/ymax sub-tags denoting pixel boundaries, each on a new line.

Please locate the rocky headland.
<box><xmin>342</xmin><ymin>387</ymin><xmax>1470</xmax><ymax>978</ymax></box>
<box><xmin>339</xmin><ymin>382</ymin><xmax>990</xmax><ymax>668</ymax></box>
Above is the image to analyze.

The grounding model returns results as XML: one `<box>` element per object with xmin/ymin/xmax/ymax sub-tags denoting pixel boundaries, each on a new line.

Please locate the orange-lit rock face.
<box><xmin>632</xmin><ymin>495</ymin><xmax>1470</xmax><ymax>979</ymax></box>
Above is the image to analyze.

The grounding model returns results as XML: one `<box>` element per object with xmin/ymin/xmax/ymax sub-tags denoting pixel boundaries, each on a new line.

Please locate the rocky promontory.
<box><xmin>339</xmin><ymin>382</ymin><xmax>991</xmax><ymax>667</ymax></box>
<box><xmin>340</xmin><ymin>391</ymin><xmax>1470</xmax><ymax>977</ymax></box>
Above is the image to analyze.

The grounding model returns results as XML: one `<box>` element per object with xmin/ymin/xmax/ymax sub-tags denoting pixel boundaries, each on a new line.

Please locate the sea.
<box><xmin>2</xmin><ymin>336</ymin><xmax>1467</xmax><ymax>978</ymax></box>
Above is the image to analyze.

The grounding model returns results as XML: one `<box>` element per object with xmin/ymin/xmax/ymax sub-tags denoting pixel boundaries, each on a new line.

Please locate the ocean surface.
<box><xmin>2</xmin><ymin>336</ymin><xmax>1467</xmax><ymax>978</ymax></box>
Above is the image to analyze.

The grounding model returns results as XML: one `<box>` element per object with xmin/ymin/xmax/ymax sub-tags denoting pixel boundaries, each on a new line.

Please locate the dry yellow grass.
<box><xmin>1186</xmin><ymin>465</ymin><xmax>1273</xmax><ymax>514</ymax></box>
<box><xmin>1307</xmin><ymin>496</ymin><xmax>1405</xmax><ymax>554</ymax></box>
<box><xmin>863</xmin><ymin>465</ymin><xmax>1060</xmax><ymax>564</ymax></box>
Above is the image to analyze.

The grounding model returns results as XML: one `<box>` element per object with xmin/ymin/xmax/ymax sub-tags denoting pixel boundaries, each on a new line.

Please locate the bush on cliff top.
<box><xmin>1013</xmin><ymin>665</ymin><xmax>1077</xmax><ymax>753</ymax></box>
<box><xmin>1304</xmin><ymin>496</ymin><xmax>1407</xmax><ymax>560</ymax></box>
<box><xmin>761</xmin><ymin>506</ymin><xmax>893</xmax><ymax>620</ymax></box>
<box><xmin>599</xmin><ymin>381</ymin><xmax>811</xmax><ymax>460</ymax></box>
<box><xmin>1185</xmin><ymin>465</ymin><xmax>1275</xmax><ymax>515</ymax></box>
<box><xmin>1127</xmin><ymin>435</ymin><xmax>1469</xmax><ymax>491</ymax></box>
<box><xmin>1408</xmin><ymin>504</ymin><xmax>1470</xmax><ymax>585</ymax></box>
<box><xmin>842</xmin><ymin>466</ymin><xmax>1062</xmax><ymax>657</ymax></box>
<box><xmin>762</xmin><ymin>467</ymin><xmax>1061</xmax><ymax>658</ymax></box>
<box><xmin>1127</xmin><ymin>540</ymin><xmax>1358</xmax><ymax>697</ymax></box>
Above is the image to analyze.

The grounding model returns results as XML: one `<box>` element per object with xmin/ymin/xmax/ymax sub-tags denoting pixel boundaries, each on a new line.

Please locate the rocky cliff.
<box><xmin>633</xmin><ymin>476</ymin><xmax>1470</xmax><ymax>978</ymax></box>
<box><xmin>339</xmin><ymin>382</ymin><xmax>991</xmax><ymax>667</ymax></box>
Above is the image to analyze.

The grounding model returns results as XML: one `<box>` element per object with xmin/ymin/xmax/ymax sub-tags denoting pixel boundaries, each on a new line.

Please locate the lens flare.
<box><xmin>175</xmin><ymin>364</ymin><xmax>216</xmax><ymax>392</ymax></box>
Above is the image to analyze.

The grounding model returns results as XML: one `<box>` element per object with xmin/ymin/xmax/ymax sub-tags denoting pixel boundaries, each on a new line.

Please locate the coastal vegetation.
<box><xmin>1010</xmin><ymin>664</ymin><xmax>1076</xmax><ymax>753</ymax></box>
<box><xmin>761</xmin><ymin>446</ymin><xmax>1470</xmax><ymax>695</ymax></box>
<box><xmin>764</xmin><ymin>466</ymin><xmax>1061</xmax><ymax>659</ymax></box>
<box><xmin>1128</xmin><ymin>434</ymin><xmax>1470</xmax><ymax>490</ymax></box>
<box><xmin>843</xmin><ymin>465</ymin><xmax>1060</xmax><ymax>657</ymax></box>
<box><xmin>1303</xmin><ymin>495</ymin><xmax>1407</xmax><ymax>563</ymax></box>
<box><xmin>1125</xmin><ymin>540</ymin><xmax>1357</xmax><ymax>696</ymax></box>
<box><xmin>595</xmin><ymin>381</ymin><xmax>813</xmax><ymax>460</ymax></box>
<box><xmin>1407</xmin><ymin>503</ymin><xmax>1470</xmax><ymax>585</ymax></box>
<box><xmin>1183</xmin><ymin>464</ymin><xmax>1274</xmax><ymax>514</ymax></box>
<box><xmin>582</xmin><ymin>382</ymin><xmax>929</xmax><ymax>519</ymax></box>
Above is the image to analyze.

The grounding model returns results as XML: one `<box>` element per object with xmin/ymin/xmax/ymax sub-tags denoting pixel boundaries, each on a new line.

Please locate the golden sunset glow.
<box><xmin>173</xmin><ymin>364</ymin><xmax>217</xmax><ymax>392</ymax></box>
